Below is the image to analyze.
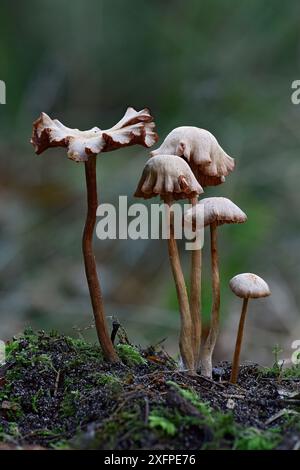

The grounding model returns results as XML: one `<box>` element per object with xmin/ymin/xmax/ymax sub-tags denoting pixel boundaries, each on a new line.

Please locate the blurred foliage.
<box><xmin>0</xmin><ymin>0</ymin><xmax>300</xmax><ymax>364</ymax></box>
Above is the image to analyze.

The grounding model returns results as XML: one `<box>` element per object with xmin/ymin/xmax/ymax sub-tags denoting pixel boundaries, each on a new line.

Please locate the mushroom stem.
<box><xmin>166</xmin><ymin>201</ymin><xmax>194</xmax><ymax>372</ymax></box>
<box><xmin>230</xmin><ymin>298</ymin><xmax>249</xmax><ymax>384</ymax></box>
<box><xmin>189</xmin><ymin>197</ymin><xmax>202</xmax><ymax>369</ymax></box>
<box><xmin>201</xmin><ymin>222</ymin><xmax>220</xmax><ymax>378</ymax></box>
<box><xmin>82</xmin><ymin>156</ymin><xmax>119</xmax><ymax>363</ymax></box>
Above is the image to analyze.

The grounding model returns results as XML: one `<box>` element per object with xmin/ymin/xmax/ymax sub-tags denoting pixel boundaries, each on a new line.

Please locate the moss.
<box><xmin>96</xmin><ymin>408</ymin><xmax>146</xmax><ymax>450</ymax></box>
<box><xmin>91</xmin><ymin>372</ymin><xmax>123</xmax><ymax>394</ymax></box>
<box><xmin>260</xmin><ymin>344</ymin><xmax>300</xmax><ymax>379</ymax></box>
<box><xmin>149</xmin><ymin>413</ymin><xmax>177</xmax><ymax>436</ymax></box>
<box><xmin>165</xmin><ymin>381</ymin><xmax>280</xmax><ymax>450</ymax></box>
<box><xmin>282</xmin><ymin>364</ymin><xmax>300</xmax><ymax>378</ymax></box>
<box><xmin>261</xmin><ymin>363</ymin><xmax>300</xmax><ymax>379</ymax></box>
<box><xmin>116</xmin><ymin>344</ymin><xmax>147</xmax><ymax>366</ymax></box>
<box><xmin>0</xmin><ymin>329</ymin><xmax>294</xmax><ymax>450</ymax></box>
<box><xmin>31</xmin><ymin>389</ymin><xmax>44</xmax><ymax>413</ymax></box>
<box><xmin>5</xmin><ymin>339</ymin><xmax>20</xmax><ymax>360</ymax></box>
<box><xmin>234</xmin><ymin>427</ymin><xmax>281</xmax><ymax>450</ymax></box>
<box><xmin>60</xmin><ymin>390</ymin><xmax>81</xmax><ymax>418</ymax></box>
<box><xmin>50</xmin><ymin>440</ymin><xmax>72</xmax><ymax>450</ymax></box>
<box><xmin>65</xmin><ymin>337</ymin><xmax>102</xmax><ymax>360</ymax></box>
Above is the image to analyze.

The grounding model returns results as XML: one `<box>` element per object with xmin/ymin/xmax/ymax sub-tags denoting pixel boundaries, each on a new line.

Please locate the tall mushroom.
<box><xmin>229</xmin><ymin>273</ymin><xmax>271</xmax><ymax>384</ymax></box>
<box><xmin>134</xmin><ymin>154</ymin><xmax>203</xmax><ymax>371</ymax></box>
<box><xmin>151</xmin><ymin>127</ymin><xmax>235</xmax><ymax>368</ymax></box>
<box><xmin>186</xmin><ymin>197</ymin><xmax>247</xmax><ymax>377</ymax></box>
<box><xmin>31</xmin><ymin>107</ymin><xmax>158</xmax><ymax>363</ymax></box>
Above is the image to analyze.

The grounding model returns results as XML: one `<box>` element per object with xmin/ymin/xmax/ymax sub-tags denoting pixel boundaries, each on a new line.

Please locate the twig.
<box><xmin>53</xmin><ymin>370</ymin><xmax>61</xmax><ymax>397</ymax></box>
<box><xmin>144</xmin><ymin>397</ymin><xmax>150</xmax><ymax>424</ymax></box>
<box><xmin>265</xmin><ymin>408</ymin><xmax>300</xmax><ymax>425</ymax></box>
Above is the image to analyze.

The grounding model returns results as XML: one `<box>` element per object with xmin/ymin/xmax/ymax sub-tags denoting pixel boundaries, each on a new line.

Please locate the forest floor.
<box><xmin>0</xmin><ymin>329</ymin><xmax>299</xmax><ymax>450</ymax></box>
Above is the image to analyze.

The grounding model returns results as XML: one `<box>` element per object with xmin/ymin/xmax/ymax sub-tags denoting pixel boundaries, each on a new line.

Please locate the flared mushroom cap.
<box><xmin>31</xmin><ymin>107</ymin><xmax>158</xmax><ymax>162</ymax></box>
<box><xmin>151</xmin><ymin>127</ymin><xmax>235</xmax><ymax>186</ymax></box>
<box><xmin>134</xmin><ymin>154</ymin><xmax>203</xmax><ymax>201</ymax></box>
<box><xmin>230</xmin><ymin>273</ymin><xmax>271</xmax><ymax>299</ymax></box>
<box><xmin>185</xmin><ymin>197</ymin><xmax>247</xmax><ymax>228</ymax></box>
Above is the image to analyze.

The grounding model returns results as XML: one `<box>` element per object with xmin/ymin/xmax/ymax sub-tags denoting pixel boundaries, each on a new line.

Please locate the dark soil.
<box><xmin>0</xmin><ymin>329</ymin><xmax>299</xmax><ymax>450</ymax></box>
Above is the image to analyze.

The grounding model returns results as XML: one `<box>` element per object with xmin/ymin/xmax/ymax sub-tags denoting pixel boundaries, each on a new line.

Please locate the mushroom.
<box><xmin>151</xmin><ymin>128</ymin><xmax>235</xmax><ymax>369</ymax></box>
<box><xmin>229</xmin><ymin>273</ymin><xmax>271</xmax><ymax>383</ymax></box>
<box><xmin>135</xmin><ymin>154</ymin><xmax>203</xmax><ymax>371</ymax></box>
<box><xmin>151</xmin><ymin>126</ymin><xmax>235</xmax><ymax>187</ymax></box>
<box><xmin>31</xmin><ymin>107</ymin><xmax>158</xmax><ymax>363</ymax></box>
<box><xmin>185</xmin><ymin>197</ymin><xmax>247</xmax><ymax>377</ymax></box>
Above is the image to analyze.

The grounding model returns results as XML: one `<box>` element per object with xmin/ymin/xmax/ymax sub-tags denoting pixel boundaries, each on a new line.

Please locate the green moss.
<box><xmin>149</xmin><ymin>413</ymin><xmax>177</xmax><ymax>436</ymax></box>
<box><xmin>167</xmin><ymin>380</ymin><xmax>213</xmax><ymax>417</ymax></box>
<box><xmin>98</xmin><ymin>409</ymin><xmax>145</xmax><ymax>449</ymax></box>
<box><xmin>31</xmin><ymin>389</ymin><xmax>44</xmax><ymax>413</ymax></box>
<box><xmin>282</xmin><ymin>364</ymin><xmax>300</xmax><ymax>378</ymax></box>
<box><xmin>5</xmin><ymin>339</ymin><xmax>20</xmax><ymax>360</ymax></box>
<box><xmin>60</xmin><ymin>390</ymin><xmax>81</xmax><ymax>418</ymax></box>
<box><xmin>261</xmin><ymin>363</ymin><xmax>300</xmax><ymax>379</ymax></box>
<box><xmin>282</xmin><ymin>413</ymin><xmax>300</xmax><ymax>432</ymax></box>
<box><xmin>65</xmin><ymin>337</ymin><xmax>103</xmax><ymax>362</ymax></box>
<box><xmin>50</xmin><ymin>440</ymin><xmax>72</xmax><ymax>450</ymax></box>
<box><xmin>91</xmin><ymin>372</ymin><xmax>123</xmax><ymax>394</ymax></box>
<box><xmin>116</xmin><ymin>344</ymin><xmax>147</xmax><ymax>366</ymax></box>
<box><xmin>165</xmin><ymin>381</ymin><xmax>280</xmax><ymax>450</ymax></box>
<box><xmin>0</xmin><ymin>329</ymin><xmax>290</xmax><ymax>450</ymax></box>
<box><xmin>234</xmin><ymin>427</ymin><xmax>281</xmax><ymax>450</ymax></box>
<box><xmin>259</xmin><ymin>344</ymin><xmax>300</xmax><ymax>379</ymax></box>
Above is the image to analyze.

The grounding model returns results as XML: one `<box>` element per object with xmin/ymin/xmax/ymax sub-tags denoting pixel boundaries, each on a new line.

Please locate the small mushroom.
<box><xmin>135</xmin><ymin>154</ymin><xmax>203</xmax><ymax>371</ymax></box>
<box><xmin>229</xmin><ymin>273</ymin><xmax>271</xmax><ymax>384</ymax></box>
<box><xmin>31</xmin><ymin>107</ymin><xmax>158</xmax><ymax>363</ymax></box>
<box><xmin>135</xmin><ymin>154</ymin><xmax>202</xmax><ymax>201</ymax></box>
<box><xmin>151</xmin><ymin>126</ymin><xmax>235</xmax><ymax>186</ymax></box>
<box><xmin>185</xmin><ymin>197</ymin><xmax>247</xmax><ymax>378</ymax></box>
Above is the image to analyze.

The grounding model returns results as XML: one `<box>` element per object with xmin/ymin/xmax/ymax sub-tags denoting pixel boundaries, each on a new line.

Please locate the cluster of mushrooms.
<box><xmin>31</xmin><ymin>107</ymin><xmax>271</xmax><ymax>383</ymax></box>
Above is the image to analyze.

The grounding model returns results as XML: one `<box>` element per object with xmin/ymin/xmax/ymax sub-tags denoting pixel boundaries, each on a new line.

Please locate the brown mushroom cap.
<box><xmin>230</xmin><ymin>273</ymin><xmax>271</xmax><ymax>299</ymax></box>
<box><xmin>31</xmin><ymin>107</ymin><xmax>158</xmax><ymax>162</ymax></box>
<box><xmin>151</xmin><ymin>127</ymin><xmax>235</xmax><ymax>186</ymax></box>
<box><xmin>134</xmin><ymin>154</ymin><xmax>203</xmax><ymax>201</ymax></box>
<box><xmin>185</xmin><ymin>197</ymin><xmax>247</xmax><ymax>227</ymax></box>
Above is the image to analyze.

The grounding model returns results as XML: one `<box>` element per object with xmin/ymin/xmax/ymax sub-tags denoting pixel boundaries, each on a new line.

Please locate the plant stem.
<box><xmin>201</xmin><ymin>222</ymin><xmax>220</xmax><ymax>378</ymax></box>
<box><xmin>82</xmin><ymin>156</ymin><xmax>119</xmax><ymax>363</ymax></box>
<box><xmin>166</xmin><ymin>200</ymin><xmax>194</xmax><ymax>372</ymax></box>
<box><xmin>230</xmin><ymin>298</ymin><xmax>249</xmax><ymax>384</ymax></box>
<box><xmin>189</xmin><ymin>197</ymin><xmax>201</xmax><ymax>369</ymax></box>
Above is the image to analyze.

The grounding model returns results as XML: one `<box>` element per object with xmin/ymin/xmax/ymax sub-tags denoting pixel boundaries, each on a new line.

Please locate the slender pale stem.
<box><xmin>82</xmin><ymin>156</ymin><xmax>119</xmax><ymax>363</ymax></box>
<box><xmin>201</xmin><ymin>222</ymin><xmax>220</xmax><ymax>378</ymax></box>
<box><xmin>166</xmin><ymin>199</ymin><xmax>194</xmax><ymax>372</ymax></box>
<box><xmin>230</xmin><ymin>298</ymin><xmax>249</xmax><ymax>384</ymax></box>
<box><xmin>189</xmin><ymin>197</ymin><xmax>201</xmax><ymax>369</ymax></box>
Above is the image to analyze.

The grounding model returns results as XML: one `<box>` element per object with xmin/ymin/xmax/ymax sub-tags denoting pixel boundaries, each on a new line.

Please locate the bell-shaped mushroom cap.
<box><xmin>194</xmin><ymin>197</ymin><xmax>247</xmax><ymax>227</ymax></box>
<box><xmin>230</xmin><ymin>273</ymin><xmax>271</xmax><ymax>299</ymax></box>
<box><xmin>151</xmin><ymin>127</ymin><xmax>235</xmax><ymax>186</ymax></box>
<box><xmin>31</xmin><ymin>107</ymin><xmax>158</xmax><ymax>162</ymax></box>
<box><xmin>134</xmin><ymin>154</ymin><xmax>203</xmax><ymax>201</ymax></box>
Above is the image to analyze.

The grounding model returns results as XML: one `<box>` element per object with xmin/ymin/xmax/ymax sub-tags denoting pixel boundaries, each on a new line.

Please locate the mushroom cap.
<box><xmin>31</xmin><ymin>107</ymin><xmax>158</xmax><ymax>162</ymax></box>
<box><xmin>134</xmin><ymin>154</ymin><xmax>203</xmax><ymax>201</ymax></box>
<box><xmin>230</xmin><ymin>273</ymin><xmax>271</xmax><ymax>299</ymax></box>
<box><xmin>151</xmin><ymin>126</ymin><xmax>235</xmax><ymax>186</ymax></box>
<box><xmin>193</xmin><ymin>197</ymin><xmax>247</xmax><ymax>227</ymax></box>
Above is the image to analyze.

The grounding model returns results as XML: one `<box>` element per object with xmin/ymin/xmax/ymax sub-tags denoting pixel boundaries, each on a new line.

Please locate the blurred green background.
<box><xmin>0</xmin><ymin>0</ymin><xmax>299</xmax><ymax>366</ymax></box>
